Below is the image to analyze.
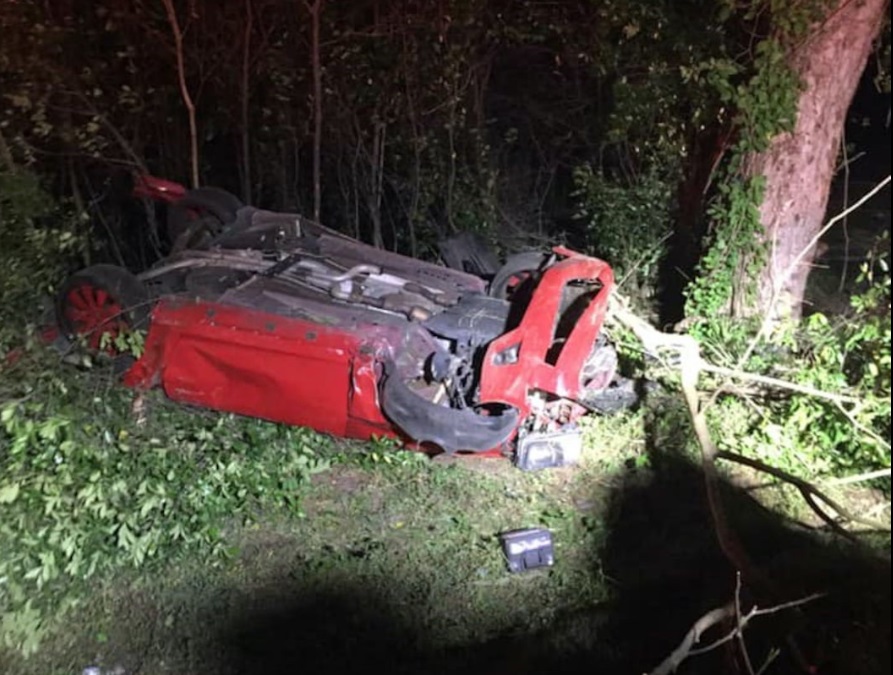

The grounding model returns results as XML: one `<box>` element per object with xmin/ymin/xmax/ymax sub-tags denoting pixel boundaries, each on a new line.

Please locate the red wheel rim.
<box><xmin>64</xmin><ymin>283</ymin><xmax>129</xmax><ymax>353</ymax></box>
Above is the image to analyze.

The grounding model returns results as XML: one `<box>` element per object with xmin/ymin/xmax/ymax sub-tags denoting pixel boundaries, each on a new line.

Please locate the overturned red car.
<box><xmin>56</xmin><ymin>192</ymin><xmax>632</xmax><ymax>470</ymax></box>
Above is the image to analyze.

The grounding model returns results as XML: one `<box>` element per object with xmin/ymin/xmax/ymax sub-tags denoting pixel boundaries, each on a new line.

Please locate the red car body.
<box><xmin>59</xmin><ymin>189</ymin><xmax>625</xmax><ymax>468</ymax></box>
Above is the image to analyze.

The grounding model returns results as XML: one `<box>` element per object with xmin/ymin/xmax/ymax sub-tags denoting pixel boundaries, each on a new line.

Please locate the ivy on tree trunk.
<box><xmin>747</xmin><ymin>0</ymin><xmax>888</xmax><ymax>321</ymax></box>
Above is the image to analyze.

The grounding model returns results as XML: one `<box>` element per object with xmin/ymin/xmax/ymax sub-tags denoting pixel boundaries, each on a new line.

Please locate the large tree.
<box><xmin>747</xmin><ymin>0</ymin><xmax>889</xmax><ymax>321</ymax></box>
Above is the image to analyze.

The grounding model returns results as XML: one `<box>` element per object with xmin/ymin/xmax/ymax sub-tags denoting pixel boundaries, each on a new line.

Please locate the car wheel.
<box><xmin>488</xmin><ymin>251</ymin><xmax>551</xmax><ymax>300</ymax></box>
<box><xmin>581</xmin><ymin>376</ymin><xmax>638</xmax><ymax>414</ymax></box>
<box><xmin>56</xmin><ymin>264</ymin><xmax>151</xmax><ymax>368</ymax></box>
<box><xmin>167</xmin><ymin>187</ymin><xmax>244</xmax><ymax>250</ymax></box>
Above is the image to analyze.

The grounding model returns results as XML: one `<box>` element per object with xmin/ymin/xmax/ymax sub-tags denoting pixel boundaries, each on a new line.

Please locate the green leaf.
<box><xmin>0</xmin><ymin>483</ymin><xmax>21</xmax><ymax>504</ymax></box>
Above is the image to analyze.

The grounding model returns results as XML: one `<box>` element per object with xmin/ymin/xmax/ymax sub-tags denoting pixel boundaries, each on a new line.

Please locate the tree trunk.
<box><xmin>747</xmin><ymin>0</ymin><xmax>887</xmax><ymax>321</ymax></box>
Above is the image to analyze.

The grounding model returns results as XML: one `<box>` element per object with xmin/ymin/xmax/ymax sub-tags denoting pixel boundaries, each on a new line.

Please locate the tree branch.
<box><xmin>648</xmin><ymin>576</ymin><xmax>824</xmax><ymax>675</ymax></box>
<box><xmin>701</xmin><ymin>363</ymin><xmax>861</xmax><ymax>405</ymax></box>
<box><xmin>608</xmin><ymin>294</ymin><xmax>846</xmax><ymax>672</ymax></box>
<box><xmin>734</xmin><ymin>572</ymin><xmax>757</xmax><ymax>675</ymax></box>
<box><xmin>305</xmin><ymin>0</ymin><xmax>324</xmax><ymax>222</ymax></box>
<box><xmin>738</xmin><ymin>175</ymin><xmax>891</xmax><ymax>367</ymax></box>
<box><xmin>822</xmin><ymin>467</ymin><xmax>891</xmax><ymax>486</ymax></box>
<box><xmin>647</xmin><ymin>603</ymin><xmax>735</xmax><ymax>675</ymax></box>
<box><xmin>240</xmin><ymin>0</ymin><xmax>253</xmax><ymax>204</ymax></box>
<box><xmin>716</xmin><ymin>450</ymin><xmax>891</xmax><ymax>533</ymax></box>
<box><xmin>161</xmin><ymin>0</ymin><xmax>199</xmax><ymax>189</ymax></box>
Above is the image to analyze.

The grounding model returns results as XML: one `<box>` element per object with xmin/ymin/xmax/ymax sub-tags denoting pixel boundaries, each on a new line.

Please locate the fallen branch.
<box><xmin>609</xmin><ymin>295</ymin><xmax>858</xmax><ymax>406</ymax></box>
<box><xmin>611</xmin><ymin>294</ymin><xmax>889</xmax><ymax>537</ymax></box>
<box><xmin>647</xmin><ymin>603</ymin><xmax>734</xmax><ymax>675</ymax></box>
<box><xmin>687</xmin><ymin>592</ymin><xmax>824</xmax><ymax>661</ymax></box>
<box><xmin>702</xmin><ymin>363</ymin><xmax>860</xmax><ymax>406</ymax></box>
<box><xmin>717</xmin><ymin>451</ymin><xmax>891</xmax><ymax>534</ymax></box>
<box><xmin>822</xmin><ymin>467</ymin><xmax>891</xmax><ymax>486</ymax></box>
<box><xmin>609</xmin><ymin>293</ymin><xmax>777</xmax><ymax>601</ymax></box>
<box><xmin>647</xmin><ymin>572</ymin><xmax>824</xmax><ymax>675</ymax></box>
<box><xmin>734</xmin><ymin>572</ymin><xmax>757</xmax><ymax>675</ymax></box>
<box><xmin>607</xmin><ymin>294</ymin><xmax>833</xmax><ymax>671</ymax></box>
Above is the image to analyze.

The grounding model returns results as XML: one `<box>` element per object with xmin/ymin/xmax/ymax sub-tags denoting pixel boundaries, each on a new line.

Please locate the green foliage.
<box><xmin>678</xmin><ymin>2</ymin><xmax>890</xmax><ymax>481</ymax></box>
<box><xmin>332</xmin><ymin>433</ymin><xmax>430</xmax><ymax>470</ymax></box>
<box><xmin>0</xmin><ymin>347</ymin><xmax>330</xmax><ymax>655</ymax></box>
<box><xmin>686</xmin><ymin>29</ymin><xmax>803</xmax><ymax>319</ymax></box>
<box><xmin>686</xmin><ymin>176</ymin><xmax>768</xmax><ymax>322</ymax></box>
<box><xmin>0</xmin><ymin>170</ymin><xmax>88</xmax><ymax>349</ymax></box>
<box><xmin>572</xmin><ymin>166</ymin><xmax>674</xmax><ymax>300</ymax></box>
<box><xmin>699</xmin><ymin>248</ymin><xmax>891</xmax><ymax>477</ymax></box>
<box><xmin>98</xmin><ymin>326</ymin><xmax>145</xmax><ymax>361</ymax></box>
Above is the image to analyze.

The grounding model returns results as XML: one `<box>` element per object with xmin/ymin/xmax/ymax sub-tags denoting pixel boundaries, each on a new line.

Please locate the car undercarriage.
<box><xmin>57</xmin><ymin>198</ymin><xmax>634</xmax><ymax>469</ymax></box>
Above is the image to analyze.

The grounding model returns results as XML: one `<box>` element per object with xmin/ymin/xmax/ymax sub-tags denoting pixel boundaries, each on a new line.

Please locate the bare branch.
<box><xmin>648</xmin><ymin>586</ymin><xmax>824</xmax><ymax>675</ymax></box>
<box><xmin>735</xmin><ymin>572</ymin><xmax>757</xmax><ymax>675</ymax></box>
<box><xmin>240</xmin><ymin>0</ymin><xmax>254</xmax><ymax>204</ymax></box>
<box><xmin>749</xmin><ymin>592</ymin><xmax>826</xmax><ymax>618</ymax></box>
<box><xmin>781</xmin><ymin>173</ymin><xmax>889</xmax><ymax>297</ymax></box>
<box><xmin>161</xmin><ymin>0</ymin><xmax>199</xmax><ymax>188</ymax></box>
<box><xmin>738</xmin><ymin>175</ymin><xmax>891</xmax><ymax>367</ymax></box>
<box><xmin>822</xmin><ymin>467</ymin><xmax>891</xmax><ymax>486</ymax></box>
<box><xmin>701</xmin><ymin>363</ymin><xmax>861</xmax><ymax>405</ymax></box>
<box><xmin>305</xmin><ymin>0</ymin><xmax>324</xmax><ymax>222</ymax></box>
<box><xmin>647</xmin><ymin>603</ymin><xmax>734</xmax><ymax>675</ymax></box>
<box><xmin>717</xmin><ymin>450</ymin><xmax>891</xmax><ymax>533</ymax></box>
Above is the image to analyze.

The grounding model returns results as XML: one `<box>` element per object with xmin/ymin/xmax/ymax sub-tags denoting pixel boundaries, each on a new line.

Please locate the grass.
<box><xmin>1</xmin><ymin>442</ymin><xmax>622</xmax><ymax>674</ymax></box>
<box><xmin>1</xmin><ymin>346</ymin><xmax>890</xmax><ymax>675</ymax></box>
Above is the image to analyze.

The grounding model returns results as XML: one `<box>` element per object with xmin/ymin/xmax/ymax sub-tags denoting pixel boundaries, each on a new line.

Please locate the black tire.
<box><xmin>488</xmin><ymin>251</ymin><xmax>552</xmax><ymax>300</ymax></box>
<box><xmin>56</xmin><ymin>264</ymin><xmax>150</xmax><ymax>362</ymax></box>
<box><xmin>167</xmin><ymin>187</ymin><xmax>244</xmax><ymax>249</ymax></box>
<box><xmin>438</xmin><ymin>232</ymin><xmax>501</xmax><ymax>277</ymax></box>
<box><xmin>581</xmin><ymin>377</ymin><xmax>638</xmax><ymax>414</ymax></box>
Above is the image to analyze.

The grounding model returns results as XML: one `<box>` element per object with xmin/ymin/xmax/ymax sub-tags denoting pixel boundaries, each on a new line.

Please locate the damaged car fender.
<box><xmin>379</xmin><ymin>359</ymin><xmax>520</xmax><ymax>454</ymax></box>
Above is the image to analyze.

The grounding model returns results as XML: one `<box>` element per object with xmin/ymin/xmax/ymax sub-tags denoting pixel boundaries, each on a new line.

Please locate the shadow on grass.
<box><xmin>181</xmin><ymin>451</ymin><xmax>889</xmax><ymax>675</ymax></box>
<box><xmin>46</xmin><ymin>447</ymin><xmax>887</xmax><ymax>675</ymax></box>
<box><xmin>573</xmin><ymin>451</ymin><xmax>890</xmax><ymax>674</ymax></box>
<box><xmin>213</xmin><ymin>588</ymin><xmax>427</xmax><ymax>675</ymax></box>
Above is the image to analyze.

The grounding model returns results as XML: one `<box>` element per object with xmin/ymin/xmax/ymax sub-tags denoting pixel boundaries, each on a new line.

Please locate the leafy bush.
<box><xmin>702</xmin><ymin>253</ymin><xmax>891</xmax><ymax>478</ymax></box>
<box><xmin>0</xmin><ymin>168</ymin><xmax>333</xmax><ymax>656</ymax></box>
<box><xmin>0</xmin><ymin>347</ymin><xmax>331</xmax><ymax>654</ymax></box>
<box><xmin>0</xmin><ymin>169</ymin><xmax>88</xmax><ymax>350</ymax></box>
<box><xmin>572</xmin><ymin>165</ymin><xmax>674</xmax><ymax>303</ymax></box>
